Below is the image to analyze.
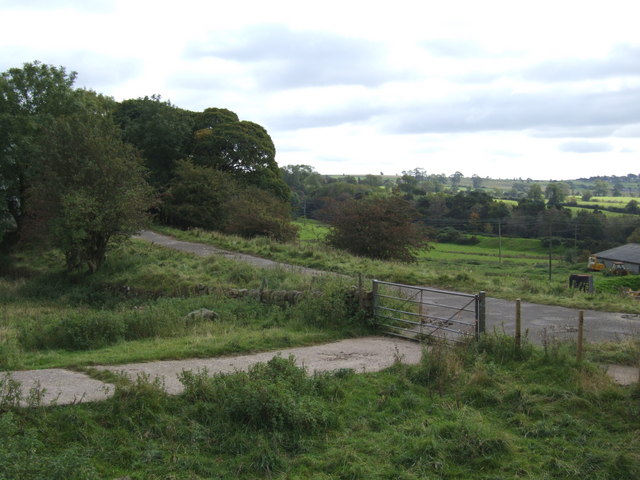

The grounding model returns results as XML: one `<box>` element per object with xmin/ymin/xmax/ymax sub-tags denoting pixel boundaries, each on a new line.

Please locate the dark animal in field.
<box><xmin>569</xmin><ymin>274</ymin><xmax>591</xmax><ymax>292</ymax></box>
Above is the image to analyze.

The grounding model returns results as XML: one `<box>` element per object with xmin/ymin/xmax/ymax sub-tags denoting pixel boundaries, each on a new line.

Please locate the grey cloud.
<box><xmin>266</xmin><ymin>103</ymin><xmax>386</xmax><ymax>131</ymax></box>
<box><xmin>185</xmin><ymin>24</ymin><xmax>398</xmax><ymax>89</ymax></box>
<box><xmin>386</xmin><ymin>87</ymin><xmax>640</xmax><ymax>135</ymax></box>
<box><xmin>558</xmin><ymin>141</ymin><xmax>613</xmax><ymax>153</ymax></box>
<box><xmin>529</xmin><ymin>126</ymin><xmax>616</xmax><ymax>138</ymax></box>
<box><xmin>525</xmin><ymin>44</ymin><xmax>640</xmax><ymax>82</ymax></box>
<box><xmin>613</xmin><ymin>124</ymin><xmax>640</xmax><ymax>138</ymax></box>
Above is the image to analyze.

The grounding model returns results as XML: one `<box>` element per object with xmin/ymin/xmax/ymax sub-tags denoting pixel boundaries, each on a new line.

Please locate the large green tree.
<box><xmin>114</xmin><ymin>96</ymin><xmax>194</xmax><ymax>187</ymax></box>
<box><xmin>30</xmin><ymin>92</ymin><xmax>154</xmax><ymax>272</ymax></box>
<box><xmin>191</xmin><ymin>110</ymin><xmax>290</xmax><ymax>201</ymax></box>
<box><xmin>0</xmin><ymin>61</ymin><xmax>79</xmax><ymax>240</ymax></box>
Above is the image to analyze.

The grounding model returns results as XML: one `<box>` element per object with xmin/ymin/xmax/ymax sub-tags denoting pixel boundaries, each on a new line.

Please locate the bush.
<box><xmin>180</xmin><ymin>356</ymin><xmax>336</xmax><ymax>437</ymax></box>
<box><xmin>222</xmin><ymin>187</ymin><xmax>298</xmax><ymax>242</ymax></box>
<box><xmin>436</xmin><ymin>227</ymin><xmax>462</xmax><ymax>243</ymax></box>
<box><xmin>323</xmin><ymin>195</ymin><xmax>428</xmax><ymax>261</ymax></box>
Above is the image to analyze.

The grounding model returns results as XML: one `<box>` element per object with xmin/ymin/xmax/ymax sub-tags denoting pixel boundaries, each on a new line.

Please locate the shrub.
<box><xmin>222</xmin><ymin>187</ymin><xmax>298</xmax><ymax>242</ymax></box>
<box><xmin>180</xmin><ymin>356</ymin><xmax>335</xmax><ymax>439</ymax></box>
<box><xmin>323</xmin><ymin>195</ymin><xmax>428</xmax><ymax>261</ymax></box>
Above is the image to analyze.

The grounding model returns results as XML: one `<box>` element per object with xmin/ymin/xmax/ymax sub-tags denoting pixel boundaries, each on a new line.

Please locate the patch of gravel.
<box><xmin>95</xmin><ymin>337</ymin><xmax>423</xmax><ymax>395</ymax></box>
<box><xmin>3</xmin><ymin>369</ymin><xmax>114</xmax><ymax>406</ymax></box>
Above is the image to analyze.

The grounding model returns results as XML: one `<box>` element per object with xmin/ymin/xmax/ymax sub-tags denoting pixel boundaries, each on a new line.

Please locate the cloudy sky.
<box><xmin>1</xmin><ymin>0</ymin><xmax>639</xmax><ymax>180</ymax></box>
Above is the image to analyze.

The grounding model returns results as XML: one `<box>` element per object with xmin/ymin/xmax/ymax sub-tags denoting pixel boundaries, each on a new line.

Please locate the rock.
<box><xmin>186</xmin><ymin>308</ymin><xmax>219</xmax><ymax>321</ymax></box>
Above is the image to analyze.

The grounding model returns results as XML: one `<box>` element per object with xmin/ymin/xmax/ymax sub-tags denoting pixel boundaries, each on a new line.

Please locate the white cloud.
<box><xmin>2</xmin><ymin>0</ymin><xmax>640</xmax><ymax>179</ymax></box>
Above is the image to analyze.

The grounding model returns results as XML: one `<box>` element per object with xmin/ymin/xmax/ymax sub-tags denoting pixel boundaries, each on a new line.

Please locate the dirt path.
<box><xmin>3</xmin><ymin>337</ymin><xmax>422</xmax><ymax>406</ymax></box>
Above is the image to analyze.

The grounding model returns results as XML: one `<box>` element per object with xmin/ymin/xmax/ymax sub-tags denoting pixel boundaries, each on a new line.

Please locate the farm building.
<box><xmin>593</xmin><ymin>243</ymin><xmax>640</xmax><ymax>274</ymax></box>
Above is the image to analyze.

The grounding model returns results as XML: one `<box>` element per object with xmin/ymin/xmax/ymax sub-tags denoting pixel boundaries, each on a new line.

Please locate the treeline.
<box><xmin>1</xmin><ymin>61</ymin><xmax>295</xmax><ymax>272</ymax></box>
<box><xmin>282</xmin><ymin>165</ymin><xmax>640</xmax><ymax>254</ymax></box>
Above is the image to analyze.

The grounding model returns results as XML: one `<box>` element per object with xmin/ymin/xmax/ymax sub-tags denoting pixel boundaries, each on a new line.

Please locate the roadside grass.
<box><xmin>0</xmin><ymin>240</ymin><xmax>369</xmax><ymax>371</ymax></box>
<box><xmin>1</xmin><ymin>335</ymin><xmax>638</xmax><ymax>479</ymax></box>
<box><xmin>157</xmin><ymin>224</ymin><xmax>640</xmax><ymax>313</ymax></box>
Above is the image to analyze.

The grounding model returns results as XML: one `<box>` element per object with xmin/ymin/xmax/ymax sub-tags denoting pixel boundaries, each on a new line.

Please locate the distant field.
<box><xmin>569</xmin><ymin>196</ymin><xmax>635</xmax><ymax>207</ymax></box>
<box><xmin>564</xmin><ymin>206</ymin><xmax>628</xmax><ymax>217</ymax></box>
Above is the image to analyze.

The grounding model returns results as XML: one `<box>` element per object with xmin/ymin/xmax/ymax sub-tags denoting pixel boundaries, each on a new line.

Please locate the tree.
<box><xmin>627</xmin><ymin>226</ymin><xmax>640</xmax><ymax>244</ymax></box>
<box><xmin>281</xmin><ymin>164</ymin><xmax>325</xmax><ymax>217</ymax></box>
<box><xmin>114</xmin><ymin>95</ymin><xmax>194</xmax><ymax>186</ymax></box>
<box><xmin>323</xmin><ymin>196</ymin><xmax>428</xmax><ymax>261</ymax></box>
<box><xmin>222</xmin><ymin>187</ymin><xmax>298</xmax><ymax>242</ymax></box>
<box><xmin>545</xmin><ymin>182</ymin><xmax>569</xmax><ymax>207</ymax></box>
<box><xmin>625</xmin><ymin>199</ymin><xmax>640</xmax><ymax>214</ymax></box>
<box><xmin>449</xmin><ymin>171</ymin><xmax>463</xmax><ymax>192</ymax></box>
<box><xmin>593</xmin><ymin>179</ymin><xmax>609</xmax><ymax>196</ymax></box>
<box><xmin>526</xmin><ymin>184</ymin><xmax>543</xmax><ymax>201</ymax></box>
<box><xmin>0</xmin><ymin>61</ymin><xmax>80</xmax><ymax>240</ymax></box>
<box><xmin>471</xmin><ymin>174</ymin><xmax>483</xmax><ymax>189</ymax></box>
<box><xmin>192</xmin><ymin>114</ymin><xmax>289</xmax><ymax>201</ymax></box>
<box><xmin>29</xmin><ymin>93</ymin><xmax>154</xmax><ymax>273</ymax></box>
<box><xmin>161</xmin><ymin>160</ymin><xmax>238</xmax><ymax>230</ymax></box>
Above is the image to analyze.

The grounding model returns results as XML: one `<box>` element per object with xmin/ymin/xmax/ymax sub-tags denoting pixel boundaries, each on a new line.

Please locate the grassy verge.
<box><xmin>0</xmin><ymin>240</ymin><xmax>370</xmax><ymax>371</ymax></box>
<box><xmin>154</xmin><ymin>224</ymin><xmax>640</xmax><ymax>313</ymax></box>
<box><xmin>1</xmin><ymin>335</ymin><xmax>638</xmax><ymax>479</ymax></box>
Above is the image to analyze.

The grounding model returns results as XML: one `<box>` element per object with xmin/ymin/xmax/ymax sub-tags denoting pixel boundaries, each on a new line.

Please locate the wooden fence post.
<box><xmin>577</xmin><ymin>311</ymin><xmax>584</xmax><ymax>363</ymax></box>
<box><xmin>515</xmin><ymin>299</ymin><xmax>522</xmax><ymax>350</ymax></box>
<box><xmin>477</xmin><ymin>291</ymin><xmax>486</xmax><ymax>338</ymax></box>
<box><xmin>372</xmin><ymin>280</ymin><xmax>379</xmax><ymax>319</ymax></box>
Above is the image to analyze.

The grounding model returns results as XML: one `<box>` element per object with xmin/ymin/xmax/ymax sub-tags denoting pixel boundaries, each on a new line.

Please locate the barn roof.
<box><xmin>595</xmin><ymin>243</ymin><xmax>640</xmax><ymax>265</ymax></box>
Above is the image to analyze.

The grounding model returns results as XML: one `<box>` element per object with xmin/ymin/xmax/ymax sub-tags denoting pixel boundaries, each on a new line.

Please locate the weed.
<box><xmin>409</xmin><ymin>344</ymin><xmax>463</xmax><ymax>394</ymax></box>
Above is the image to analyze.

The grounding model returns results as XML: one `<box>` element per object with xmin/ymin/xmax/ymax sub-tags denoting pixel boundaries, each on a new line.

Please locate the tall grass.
<box><xmin>1</xmin><ymin>334</ymin><xmax>638</xmax><ymax>479</ymax></box>
<box><xmin>0</xmin><ymin>240</ymin><xmax>370</xmax><ymax>370</ymax></box>
<box><xmin>159</xmin><ymin>225</ymin><xmax>640</xmax><ymax>313</ymax></box>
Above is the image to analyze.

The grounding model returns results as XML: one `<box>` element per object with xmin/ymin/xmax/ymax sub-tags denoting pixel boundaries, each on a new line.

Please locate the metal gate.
<box><xmin>372</xmin><ymin>280</ymin><xmax>485</xmax><ymax>343</ymax></box>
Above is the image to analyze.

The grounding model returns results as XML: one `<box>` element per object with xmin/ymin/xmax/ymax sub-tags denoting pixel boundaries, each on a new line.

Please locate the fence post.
<box><xmin>372</xmin><ymin>280</ymin><xmax>379</xmax><ymax>319</ymax></box>
<box><xmin>577</xmin><ymin>311</ymin><xmax>584</xmax><ymax>363</ymax></box>
<box><xmin>515</xmin><ymin>298</ymin><xmax>522</xmax><ymax>350</ymax></box>
<box><xmin>477</xmin><ymin>291</ymin><xmax>486</xmax><ymax>338</ymax></box>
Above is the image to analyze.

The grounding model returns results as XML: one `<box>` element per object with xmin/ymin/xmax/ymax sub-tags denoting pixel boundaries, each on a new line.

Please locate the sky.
<box><xmin>1</xmin><ymin>0</ymin><xmax>639</xmax><ymax>180</ymax></box>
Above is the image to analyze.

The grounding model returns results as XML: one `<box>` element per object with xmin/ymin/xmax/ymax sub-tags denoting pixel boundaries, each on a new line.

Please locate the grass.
<box><xmin>0</xmin><ymin>239</ymin><xmax>370</xmax><ymax>371</ymax></box>
<box><xmin>158</xmin><ymin>223</ymin><xmax>640</xmax><ymax>314</ymax></box>
<box><xmin>1</xmin><ymin>335</ymin><xmax>638</xmax><ymax>479</ymax></box>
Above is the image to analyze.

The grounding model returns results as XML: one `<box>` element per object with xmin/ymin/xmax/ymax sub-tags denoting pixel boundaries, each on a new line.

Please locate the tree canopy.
<box><xmin>1</xmin><ymin>62</ymin><xmax>153</xmax><ymax>272</ymax></box>
<box><xmin>0</xmin><ymin>61</ymin><xmax>81</xmax><ymax>240</ymax></box>
<box><xmin>29</xmin><ymin>92</ymin><xmax>154</xmax><ymax>272</ymax></box>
